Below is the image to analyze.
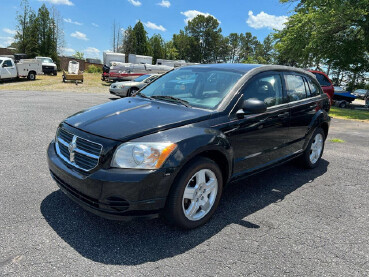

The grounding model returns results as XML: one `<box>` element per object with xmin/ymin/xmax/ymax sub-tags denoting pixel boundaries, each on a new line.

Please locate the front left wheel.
<box><xmin>164</xmin><ymin>157</ymin><xmax>223</xmax><ymax>229</ymax></box>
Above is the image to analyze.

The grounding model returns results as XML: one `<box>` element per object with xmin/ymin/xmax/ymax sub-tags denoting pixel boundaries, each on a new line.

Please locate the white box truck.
<box><xmin>103</xmin><ymin>52</ymin><xmax>126</xmax><ymax>66</ymax></box>
<box><xmin>128</xmin><ymin>54</ymin><xmax>153</xmax><ymax>65</ymax></box>
<box><xmin>0</xmin><ymin>57</ymin><xmax>42</xmax><ymax>81</ymax></box>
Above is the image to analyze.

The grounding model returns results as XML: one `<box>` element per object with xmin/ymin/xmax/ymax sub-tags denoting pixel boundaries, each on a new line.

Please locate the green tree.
<box><xmin>228</xmin><ymin>33</ymin><xmax>241</xmax><ymax>63</ymax></box>
<box><xmin>14</xmin><ymin>0</ymin><xmax>33</xmax><ymax>53</ymax></box>
<box><xmin>185</xmin><ymin>15</ymin><xmax>222</xmax><ymax>63</ymax></box>
<box><xmin>133</xmin><ymin>21</ymin><xmax>148</xmax><ymax>55</ymax></box>
<box><xmin>164</xmin><ymin>40</ymin><xmax>178</xmax><ymax>60</ymax></box>
<box><xmin>148</xmin><ymin>34</ymin><xmax>165</xmax><ymax>64</ymax></box>
<box><xmin>73</xmin><ymin>51</ymin><xmax>84</xmax><ymax>60</ymax></box>
<box><xmin>122</xmin><ymin>26</ymin><xmax>136</xmax><ymax>62</ymax></box>
<box><xmin>239</xmin><ymin>32</ymin><xmax>259</xmax><ymax>62</ymax></box>
<box><xmin>276</xmin><ymin>0</ymin><xmax>369</xmax><ymax>87</ymax></box>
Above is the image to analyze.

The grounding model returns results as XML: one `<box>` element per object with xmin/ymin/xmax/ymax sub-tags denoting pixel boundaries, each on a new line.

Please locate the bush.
<box><xmin>86</xmin><ymin>65</ymin><xmax>102</xmax><ymax>73</ymax></box>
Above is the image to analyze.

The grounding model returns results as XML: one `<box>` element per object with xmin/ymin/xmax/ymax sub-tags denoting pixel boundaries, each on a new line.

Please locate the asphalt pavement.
<box><xmin>0</xmin><ymin>90</ymin><xmax>368</xmax><ymax>276</ymax></box>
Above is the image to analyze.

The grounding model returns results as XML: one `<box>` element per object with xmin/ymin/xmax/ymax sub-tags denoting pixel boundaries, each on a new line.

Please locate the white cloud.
<box><xmin>246</xmin><ymin>11</ymin><xmax>288</xmax><ymax>30</ymax></box>
<box><xmin>61</xmin><ymin>47</ymin><xmax>75</xmax><ymax>55</ymax></box>
<box><xmin>84</xmin><ymin>47</ymin><xmax>100</xmax><ymax>57</ymax></box>
<box><xmin>128</xmin><ymin>0</ymin><xmax>141</xmax><ymax>7</ymax></box>
<box><xmin>3</xmin><ymin>28</ymin><xmax>16</xmax><ymax>35</ymax></box>
<box><xmin>92</xmin><ymin>23</ymin><xmax>99</xmax><ymax>27</ymax></box>
<box><xmin>64</xmin><ymin>18</ymin><xmax>82</xmax><ymax>26</ymax></box>
<box><xmin>143</xmin><ymin>21</ymin><xmax>166</xmax><ymax>32</ymax></box>
<box><xmin>0</xmin><ymin>36</ymin><xmax>15</xmax><ymax>47</ymax></box>
<box><xmin>180</xmin><ymin>10</ymin><xmax>220</xmax><ymax>24</ymax></box>
<box><xmin>71</xmin><ymin>31</ymin><xmax>88</xmax><ymax>41</ymax></box>
<box><xmin>39</xmin><ymin>0</ymin><xmax>74</xmax><ymax>6</ymax></box>
<box><xmin>157</xmin><ymin>0</ymin><xmax>170</xmax><ymax>8</ymax></box>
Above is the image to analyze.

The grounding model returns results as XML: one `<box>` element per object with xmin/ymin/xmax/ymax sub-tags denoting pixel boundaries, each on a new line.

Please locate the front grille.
<box><xmin>55</xmin><ymin>128</ymin><xmax>102</xmax><ymax>172</ymax></box>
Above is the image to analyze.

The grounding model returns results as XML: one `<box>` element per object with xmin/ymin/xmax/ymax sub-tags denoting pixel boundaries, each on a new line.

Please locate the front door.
<box><xmin>224</xmin><ymin>72</ymin><xmax>290</xmax><ymax>176</ymax></box>
<box><xmin>1</xmin><ymin>60</ymin><xmax>17</xmax><ymax>79</ymax></box>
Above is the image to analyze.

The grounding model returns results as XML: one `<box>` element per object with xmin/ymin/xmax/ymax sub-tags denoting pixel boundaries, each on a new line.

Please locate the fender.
<box><xmin>132</xmin><ymin>125</ymin><xmax>233</xmax><ymax>183</ymax></box>
<box><xmin>302</xmin><ymin>109</ymin><xmax>330</xmax><ymax>150</ymax></box>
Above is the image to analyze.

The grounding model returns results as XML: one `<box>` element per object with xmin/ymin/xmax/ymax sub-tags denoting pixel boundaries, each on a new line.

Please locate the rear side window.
<box><xmin>242</xmin><ymin>74</ymin><xmax>284</xmax><ymax>107</ymax></box>
<box><xmin>313</xmin><ymin>73</ymin><xmax>331</xmax><ymax>87</ymax></box>
<box><xmin>285</xmin><ymin>75</ymin><xmax>308</xmax><ymax>101</ymax></box>
<box><xmin>307</xmin><ymin>78</ymin><xmax>321</xmax><ymax>96</ymax></box>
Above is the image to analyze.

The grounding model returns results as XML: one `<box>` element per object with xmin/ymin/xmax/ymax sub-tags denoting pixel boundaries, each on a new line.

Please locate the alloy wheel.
<box><xmin>309</xmin><ymin>133</ymin><xmax>323</xmax><ymax>164</ymax></box>
<box><xmin>182</xmin><ymin>169</ymin><xmax>218</xmax><ymax>221</ymax></box>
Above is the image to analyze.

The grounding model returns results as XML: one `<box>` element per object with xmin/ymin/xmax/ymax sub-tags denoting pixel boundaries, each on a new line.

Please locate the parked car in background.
<box><xmin>308</xmin><ymin>70</ymin><xmax>334</xmax><ymax>104</ymax></box>
<box><xmin>0</xmin><ymin>56</ymin><xmax>42</xmax><ymax>81</ymax></box>
<box><xmin>36</xmin><ymin>56</ymin><xmax>57</xmax><ymax>75</ymax></box>
<box><xmin>332</xmin><ymin>86</ymin><xmax>356</xmax><ymax>108</ymax></box>
<box><xmin>352</xmin><ymin>89</ymin><xmax>369</xmax><ymax>100</ymax></box>
<box><xmin>110</xmin><ymin>74</ymin><xmax>160</xmax><ymax>97</ymax></box>
<box><xmin>48</xmin><ymin>64</ymin><xmax>330</xmax><ymax>229</ymax></box>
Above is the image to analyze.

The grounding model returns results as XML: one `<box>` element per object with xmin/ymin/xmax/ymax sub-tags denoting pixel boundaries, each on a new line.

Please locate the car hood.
<box><xmin>42</xmin><ymin>62</ymin><xmax>56</xmax><ymax>67</ymax></box>
<box><xmin>64</xmin><ymin>97</ymin><xmax>213</xmax><ymax>141</ymax></box>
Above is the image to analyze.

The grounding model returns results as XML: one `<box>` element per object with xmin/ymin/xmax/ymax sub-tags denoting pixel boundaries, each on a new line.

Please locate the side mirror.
<box><xmin>2</xmin><ymin>64</ymin><xmax>7</xmax><ymax>68</ymax></box>
<box><xmin>236</xmin><ymin>99</ymin><xmax>267</xmax><ymax>118</ymax></box>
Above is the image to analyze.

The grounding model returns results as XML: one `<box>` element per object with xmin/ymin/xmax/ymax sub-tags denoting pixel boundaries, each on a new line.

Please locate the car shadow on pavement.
<box><xmin>41</xmin><ymin>159</ymin><xmax>329</xmax><ymax>265</ymax></box>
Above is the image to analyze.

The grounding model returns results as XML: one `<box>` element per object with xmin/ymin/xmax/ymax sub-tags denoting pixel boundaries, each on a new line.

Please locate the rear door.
<box><xmin>285</xmin><ymin>73</ymin><xmax>321</xmax><ymax>153</ymax></box>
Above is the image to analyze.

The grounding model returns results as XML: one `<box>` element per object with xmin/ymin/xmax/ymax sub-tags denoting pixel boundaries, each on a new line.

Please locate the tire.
<box><xmin>339</xmin><ymin>101</ymin><xmax>347</xmax><ymax>108</ymax></box>
<box><xmin>28</xmin><ymin>72</ymin><xmax>36</xmax><ymax>80</ymax></box>
<box><xmin>53</xmin><ymin>71</ymin><xmax>57</xmax><ymax>76</ymax></box>
<box><xmin>128</xmin><ymin>88</ymin><xmax>138</xmax><ymax>97</ymax></box>
<box><xmin>164</xmin><ymin>157</ymin><xmax>223</xmax><ymax>229</ymax></box>
<box><xmin>300</xmin><ymin>127</ymin><xmax>325</xmax><ymax>169</ymax></box>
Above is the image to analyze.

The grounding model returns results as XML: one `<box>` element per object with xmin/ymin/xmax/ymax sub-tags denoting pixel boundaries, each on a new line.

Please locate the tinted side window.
<box><xmin>313</xmin><ymin>73</ymin><xmax>331</xmax><ymax>87</ymax></box>
<box><xmin>242</xmin><ymin>74</ymin><xmax>283</xmax><ymax>107</ymax></box>
<box><xmin>285</xmin><ymin>75</ymin><xmax>307</xmax><ymax>101</ymax></box>
<box><xmin>3</xmin><ymin>60</ymin><xmax>13</xmax><ymax>67</ymax></box>
<box><xmin>307</xmin><ymin>78</ymin><xmax>321</xmax><ymax>96</ymax></box>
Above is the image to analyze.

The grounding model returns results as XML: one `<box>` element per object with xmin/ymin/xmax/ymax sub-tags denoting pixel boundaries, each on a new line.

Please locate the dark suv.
<box><xmin>47</xmin><ymin>64</ymin><xmax>330</xmax><ymax>229</ymax></box>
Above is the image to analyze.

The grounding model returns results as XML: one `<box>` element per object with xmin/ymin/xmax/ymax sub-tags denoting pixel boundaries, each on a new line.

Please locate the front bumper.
<box><xmin>47</xmin><ymin>142</ymin><xmax>173</xmax><ymax>220</ymax></box>
<box><xmin>109</xmin><ymin>88</ymin><xmax>127</xmax><ymax>97</ymax></box>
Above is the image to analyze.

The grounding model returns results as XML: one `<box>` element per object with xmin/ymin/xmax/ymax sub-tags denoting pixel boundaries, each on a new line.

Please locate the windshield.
<box><xmin>134</xmin><ymin>75</ymin><xmax>151</xmax><ymax>82</ymax></box>
<box><xmin>0</xmin><ymin>60</ymin><xmax>2</xmax><ymax>65</ymax></box>
<box><xmin>39</xmin><ymin>58</ymin><xmax>53</xmax><ymax>63</ymax></box>
<box><xmin>139</xmin><ymin>68</ymin><xmax>243</xmax><ymax>109</ymax></box>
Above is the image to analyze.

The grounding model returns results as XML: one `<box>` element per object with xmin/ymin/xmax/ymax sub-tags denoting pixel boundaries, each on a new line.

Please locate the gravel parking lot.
<box><xmin>1</xmin><ymin>90</ymin><xmax>368</xmax><ymax>276</ymax></box>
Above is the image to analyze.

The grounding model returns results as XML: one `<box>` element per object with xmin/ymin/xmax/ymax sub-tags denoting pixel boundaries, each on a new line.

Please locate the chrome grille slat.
<box><xmin>55</xmin><ymin>128</ymin><xmax>102</xmax><ymax>172</ymax></box>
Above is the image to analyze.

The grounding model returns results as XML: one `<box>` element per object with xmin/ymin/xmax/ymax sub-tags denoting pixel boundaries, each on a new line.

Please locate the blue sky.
<box><xmin>0</xmin><ymin>0</ymin><xmax>296</xmax><ymax>59</ymax></box>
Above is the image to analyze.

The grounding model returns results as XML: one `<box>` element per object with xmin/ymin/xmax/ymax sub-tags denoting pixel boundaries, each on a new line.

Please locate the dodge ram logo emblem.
<box><xmin>68</xmin><ymin>136</ymin><xmax>77</xmax><ymax>163</ymax></box>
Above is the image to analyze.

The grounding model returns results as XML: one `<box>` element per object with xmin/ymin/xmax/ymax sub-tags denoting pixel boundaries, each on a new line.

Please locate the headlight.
<box><xmin>111</xmin><ymin>142</ymin><xmax>177</xmax><ymax>169</ymax></box>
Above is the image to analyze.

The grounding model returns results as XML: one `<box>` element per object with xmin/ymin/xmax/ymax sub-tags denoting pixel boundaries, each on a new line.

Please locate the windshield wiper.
<box><xmin>151</xmin><ymin>95</ymin><xmax>191</xmax><ymax>107</ymax></box>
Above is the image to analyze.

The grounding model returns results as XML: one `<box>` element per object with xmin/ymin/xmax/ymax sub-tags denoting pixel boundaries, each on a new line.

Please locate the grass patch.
<box><xmin>329</xmin><ymin>106</ymin><xmax>369</xmax><ymax>122</ymax></box>
<box><xmin>329</xmin><ymin>138</ymin><xmax>345</xmax><ymax>143</ymax></box>
<box><xmin>0</xmin><ymin>72</ymin><xmax>108</xmax><ymax>93</ymax></box>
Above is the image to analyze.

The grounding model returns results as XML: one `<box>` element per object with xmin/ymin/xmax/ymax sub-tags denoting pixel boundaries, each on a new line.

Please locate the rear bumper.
<box><xmin>47</xmin><ymin>142</ymin><xmax>173</xmax><ymax>220</ymax></box>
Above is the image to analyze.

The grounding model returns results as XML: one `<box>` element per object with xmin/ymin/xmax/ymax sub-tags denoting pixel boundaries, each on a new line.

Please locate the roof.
<box><xmin>184</xmin><ymin>63</ymin><xmax>262</xmax><ymax>73</ymax></box>
<box><xmin>182</xmin><ymin>63</ymin><xmax>314</xmax><ymax>77</ymax></box>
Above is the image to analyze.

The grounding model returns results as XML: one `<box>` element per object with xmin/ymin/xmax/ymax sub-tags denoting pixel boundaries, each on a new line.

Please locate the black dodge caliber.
<box><xmin>47</xmin><ymin>64</ymin><xmax>330</xmax><ymax>229</ymax></box>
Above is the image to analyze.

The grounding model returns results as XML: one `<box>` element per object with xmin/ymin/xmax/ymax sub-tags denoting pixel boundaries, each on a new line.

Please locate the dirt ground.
<box><xmin>0</xmin><ymin>73</ymin><xmax>109</xmax><ymax>93</ymax></box>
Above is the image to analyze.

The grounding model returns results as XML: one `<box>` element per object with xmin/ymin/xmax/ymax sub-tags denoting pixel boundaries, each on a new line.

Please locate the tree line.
<box><xmin>114</xmin><ymin>16</ymin><xmax>275</xmax><ymax>65</ymax></box>
<box><xmin>10</xmin><ymin>0</ymin><xmax>63</xmax><ymax>65</ymax></box>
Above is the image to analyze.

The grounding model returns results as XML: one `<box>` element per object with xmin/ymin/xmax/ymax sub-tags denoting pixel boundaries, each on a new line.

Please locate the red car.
<box><xmin>309</xmin><ymin>70</ymin><xmax>334</xmax><ymax>105</ymax></box>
